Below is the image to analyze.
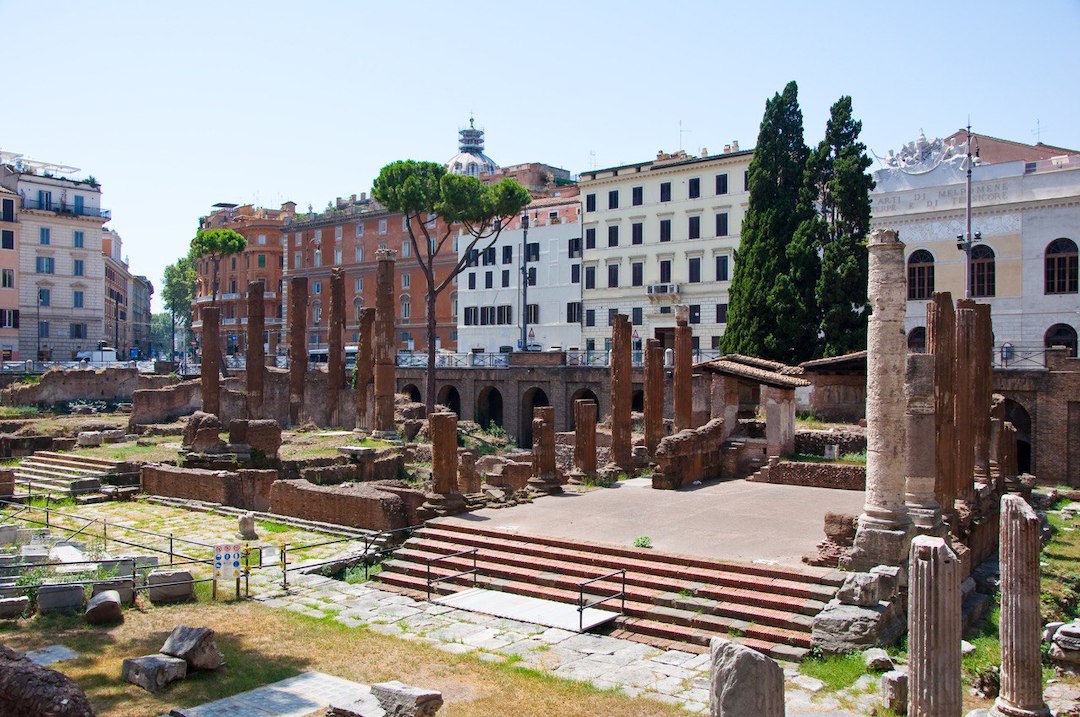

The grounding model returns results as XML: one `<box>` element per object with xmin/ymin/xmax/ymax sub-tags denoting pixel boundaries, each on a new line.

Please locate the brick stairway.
<box><xmin>377</xmin><ymin>520</ymin><xmax>844</xmax><ymax>661</ymax></box>
<box><xmin>14</xmin><ymin>451</ymin><xmax>124</xmax><ymax>497</ymax></box>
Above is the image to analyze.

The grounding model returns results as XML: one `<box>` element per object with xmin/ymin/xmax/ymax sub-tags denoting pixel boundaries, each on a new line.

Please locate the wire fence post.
<box><xmin>243</xmin><ymin>547</ymin><xmax>250</xmax><ymax>598</ymax></box>
<box><xmin>103</xmin><ymin>519</ymin><xmax>108</xmax><ymax>552</ymax></box>
<box><xmin>169</xmin><ymin>534</ymin><xmax>174</xmax><ymax>566</ymax></box>
<box><xmin>280</xmin><ymin>543</ymin><xmax>288</xmax><ymax>591</ymax></box>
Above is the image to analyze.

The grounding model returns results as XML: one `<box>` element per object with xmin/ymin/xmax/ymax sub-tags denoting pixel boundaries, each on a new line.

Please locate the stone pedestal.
<box><xmin>326</xmin><ymin>267</ymin><xmax>345</xmax><ymax>425</ymax></box>
<box><xmin>991</xmin><ymin>495</ymin><xmax>1051</xmax><ymax>717</ymax></box>
<box><xmin>245</xmin><ymin>280</ymin><xmax>265</xmax><ymax>418</ymax></box>
<box><xmin>607</xmin><ymin>313</ymin><xmax>633</xmax><ymax>472</ymax></box>
<box><xmin>288</xmin><ymin>276</ymin><xmax>308</xmax><ymax>426</ymax></box>
<box><xmin>528</xmin><ymin>406</ymin><xmax>560</xmax><ymax>494</ymax></box>
<box><xmin>568</xmin><ymin>399</ymin><xmax>597</xmax><ymax>483</ymax></box>
<box><xmin>927</xmin><ymin>292</ymin><xmax>956</xmax><ymax>518</ymax></box>
<box><xmin>904</xmin><ymin>353</ymin><xmax>944</xmax><ymax>535</ymax></box>
<box><xmin>200</xmin><ymin>306</ymin><xmax>221</xmax><ymax>418</ymax></box>
<box><xmin>844</xmin><ymin>229</ymin><xmax>911</xmax><ymax>570</ymax></box>
<box><xmin>673</xmin><ymin>317</ymin><xmax>693</xmax><ymax>431</ymax></box>
<box><xmin>356</xmin><ymin>307</ymin><xmax>375</xmax><ymax>431</ymax></box>
<box><xmin>457</xmin><ymin>449</ymin><xmax>480</xmax><ymax>494</ymax></box>
<box><xmin>373</xmin><ymin>250</ymin><xmax>397</xmax><ymax>437</ymax></box>
<box><xmin>908</xmin><ymin>535</ymin><xmax>962</xmax><ymax>717</ymax></box>
<box><xmin>422</xmin><ymin>412</ymin><xmax>466</xmax><ymax>517</ymax></box>
<box><xmin>643</xmin><ymin>339</ymin><xmax>664</xmax><ymax>457</ymax></box>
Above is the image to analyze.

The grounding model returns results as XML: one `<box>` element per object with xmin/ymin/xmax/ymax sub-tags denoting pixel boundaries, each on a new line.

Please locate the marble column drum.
<box><xmin>570</xmin><ymin>399</ymin><xmax>597</xmax><ymax>482</ymax></box>
<box><xmin>528</xmin><ymin>406</ymin><xmax>560</xmax><ymax>495</ymax></box>
<box><xmin>908</xmin><ymin>535</ymin><xmax>962</xmax><ymax>717</ymax></box>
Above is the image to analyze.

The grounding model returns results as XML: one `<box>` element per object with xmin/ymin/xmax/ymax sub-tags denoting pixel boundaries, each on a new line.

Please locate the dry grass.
<box><xmin>0</xmin><ymin>601</ymin><xmax>685</xmax><ymax>717</ymax></box>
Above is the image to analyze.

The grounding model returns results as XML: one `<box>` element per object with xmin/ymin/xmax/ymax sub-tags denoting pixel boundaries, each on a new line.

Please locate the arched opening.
<box><xmin>520</xmin><ymin>386</ymin><xmax>550</xmax><ymax>446</ymax></box>
<box><xmin>631</xmin><ymin>389</ymin><xmax>644</xmax><ymax>413</ymax></box>
<box><xmin>1003</xmin><ymin>398</ymin><xmax>1033</xmax><ymax>475</ymax></box>
<box><xmin>476</xmin><ymin>386</ymin><xmax>503</xmax><ymax>431</ymax></box>
<box><xmin>907</xmin><ymin>326</ymin><xmax>927</xmax><ymax>353</ymax></box>
<box><xmin>970</xmin><ymin>244</ymin><xmax>996</xmax><ymax>298</ymax></box>
<box><xmin>400</xmin><ymin>295</ymin><xmax>411</xmax><ymax>321</ymax></box>
<box><xmin>568</xmin><ymin>388</ymin><xmax>598</xmax><ymax>430</ymax></box>
<box><xmin>401</xmin><ymin>384</ymin><xmax>421</xmax><ymax>403</ymax></box>
<box><xmin>436</xmin><ymin>385</ymin><xmax>461</xmax><ymax>416</ymax></box>
<box><xmin>907</xmin><ymin>249</ymin><xmax>935</xmax><ymax>300</ymax></box>
<box><xmin>1045</xmin><ymin>237</ymin><xmax>1078</xmax><ymax>295</ymax></box>
<box><xmin>1045</xmin><ymin>323</ymin><xmax>1078</xmax><ymax>358</ymax></box>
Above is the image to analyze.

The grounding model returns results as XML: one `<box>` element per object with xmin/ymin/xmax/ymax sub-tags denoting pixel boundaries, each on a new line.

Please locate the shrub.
<box><xmin>633</xmin><ymin>536</ymin><xmax>652</xmax><ymax>549</ymax></box>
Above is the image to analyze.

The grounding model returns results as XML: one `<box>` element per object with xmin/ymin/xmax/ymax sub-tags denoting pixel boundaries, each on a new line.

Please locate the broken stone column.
<box><xmin>373</xmin><ymin>249</ymin><xmax>396</xmax><ymax>437</ymax></box>
<box><xmin>200</xmin><ymin>306</ymin><xmax>221</xmax><ymax>417</ymax></box>
<box><xmin>608</xmin><ymin>313</ymin><xmax>633</xmax><ymax>472</ymax></box>
<box><xmin>843</xmin><ymin>229</ymin><xmax>911</xmax><ymax>570</ymax></box>
<box><xmin>954</xmin><ymin>301</ymin><xmax>978</xmax><ymax>504</ymax></box>
<box><xmin>421</xmin><ymin>412</ymin><xmax>466</xmax><ymax>517</ymax></box>
<box><xmin>569</xmin><ymin>399</ymin><xmax>597</xmax><ymax>484</ymax></box>
<box><xmin>904</xmin><ymin>352</ymin><xmax>943</xmax><ymax>535</ymax></box>
<box><xmin>991</xmin><ymin>495</ymin><xmax>1051</xmax><ymax>717</ymax></box>
<box><xmin>708</xmin><ymin>637</ymin><xmax>785</xmax><ymax>717</ymax></box>
<box><xmin>288</xmin><ymin>276</ymin><xmax>308</xmax><ymax>426</ymax></box>
<box><xmin>927</xmin><ymin>292</ymin><xmax>956</xmax><ymax>519</ymax></box>
<box><xmin>356</xmin><ymin>307</ymin><xmax>375</xmax><ymax>431</ymax></box>
<box><xmin>908</xmin><ymin>535</ymin><xmax>962</xmax><ymax>717</ymax></box>
<box><xmin>673</xmin><ymin>310</ymin><xmax>693</xmax><ymax>431</ymax></box>
<box><xmin>245</xmin><ymin>280</ymin><xmax>265</xmax><ymax>418</ymax></box>
<box><xmin>643</xmin><ymin>338</ymin><xmax>664</xmax><ymax>456</ymax></box>
<box><xmin>973</xmin><ymin>303</ymin><xmax>993</xmax><ymax>486</ymax></box>
<box><xmin>528</xmin><ymin>406</ymin><xmax>560</xmax><ymax>495</ymax></box>
<box><xmin>457</xmin><ymin>449</ymin><xmax>480</xmax><ymax>495</ymax></box>
<box><xmin>326</xmin><ymin>267</ymin><xmax>345</xmax><ymax>426</ymax></box>
<box><xmin>715</xmin><ymin>373</ymin><xmax>740</xmax><ymax>443</ymax></box>
<box><xmin>761</xmin><ymin>385</ymin><xmax>795</xmax><ymax>458</ymax></box>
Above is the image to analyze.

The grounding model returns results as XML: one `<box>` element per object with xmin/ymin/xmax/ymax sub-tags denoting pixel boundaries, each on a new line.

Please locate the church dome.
<box><xmin>446</xmin><ymin>117</ymin><xmax>498</xmax><ymax>177</ymax></box>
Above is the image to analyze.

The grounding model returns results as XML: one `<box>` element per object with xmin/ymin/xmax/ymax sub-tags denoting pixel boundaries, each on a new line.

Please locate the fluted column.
<box><xmin>973</xmin><ymin>303</ymin><xmax>993</xmax><ymax>485</ymax></box>
<box><xmin>991</xmin><ymin>495</ymin><xmax>1051</xmax><ymax>717</ymax></box>
<box><xmin>954</xmin><ymin>301</ymin><xmax>977</xmax><ymax>503</ymax></box>
<box><xmin>927</xmin><ymin>292</ymin><xmax>956</xmax><ymax>519</ymax></box>
<box><xmin>908</xmin><ymin>535</ymin><xmax>962</xmax><ymax>717</ymax></box>
<box><xmin>905</xmin><ymin>352</ymin><xmax>943</xmax><ymax>534</ymax></box>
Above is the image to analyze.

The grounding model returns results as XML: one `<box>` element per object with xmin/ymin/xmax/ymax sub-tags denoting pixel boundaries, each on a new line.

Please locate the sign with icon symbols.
<box><xmin>214</xmin><ymin>543</ymin><xmax>242</xmax><ymax>581</ymax></box>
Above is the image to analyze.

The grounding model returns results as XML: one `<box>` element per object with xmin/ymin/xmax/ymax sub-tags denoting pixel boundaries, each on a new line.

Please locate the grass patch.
<box><xmin>799</xmin><ymin>651</ymin><xmax>868</xmax><ymax>691</ymax></box>
<box><xmin>0</xmin><ymin>404</ymin><xmax>42</xmax><ymax>418</ymax></box>
<box><xmin>255</xmin><ymin>519</ymin><xmax>291</xmax><ymax>534</ymax></box>
<box><xmin>785</xmin><ymin>452</ymin><xmax>866</xmax><ymax>466</ymax></box>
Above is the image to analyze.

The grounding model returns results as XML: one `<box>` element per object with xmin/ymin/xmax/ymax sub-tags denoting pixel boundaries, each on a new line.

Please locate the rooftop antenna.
<box><xmin>1031</xmin><ymin>118</ymin><xmax>1044</xmax><ymax>143</ymax></box>
<box><xmin>679</xmin><ymin>120</ymin><xmax>692</xmax><ymax>152</ymax></box>
<box><xmin>588</xmin><ymin>150</ymin><xmax>597</xmax><ymax>170</ymax></box>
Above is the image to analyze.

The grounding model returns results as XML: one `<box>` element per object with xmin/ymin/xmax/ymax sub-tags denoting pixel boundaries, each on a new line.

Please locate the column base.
<box><xmin>988</xmin><ymin>699</ymin><xmax>1052</xmax><ymax>717</ymax></box>
<box><xmin>840</xmin><ymin>520</ymin><xmax>913</xmax><ymax>572</ymax></box>
<box><xmin>419</xmin><ymin>492</ymin><xmax>467</xmax><ymax>520</ymax></box>
<box><xmin>527</xmin><ymin>474</ymin><xmax>563</xmax><ymax>495</ymax></box>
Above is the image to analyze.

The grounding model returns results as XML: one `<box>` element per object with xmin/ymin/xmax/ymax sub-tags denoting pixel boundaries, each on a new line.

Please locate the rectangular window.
<box><xmin>464</xmin><ymin>307</ymin><xmax>477</xmax><ymax>326</ymax></box>
<box><xmin>502</xmin><ymin>269</ymin><xmax>510</xmax><ymax>287</ymax></box>
<box><xmin>355</xmin><ymin>245</ymin><xmax>365</xmax><ymax>262</ymax></box>
<box><xmin>526</xmin><ymin>304</ymin><xmax>539</xmax><ymax>324</ymax></box>
<box><xmin>660</xmin><ymin>259</ymin><xmax>672</xmax><ymax>283</ymax></box>
<box><xmin>69</xmin><ymin>322</ymin><xmax>87</xmax><ymax>339</ymax></box>
<box><xmin>484</xmin><ymin>271</ymin><xmax>493</xmax><ymax>289</ymax></box>
<box><xmin>689</xmin><ymin>304</ymin><xmax>701</xmax><ymax>324</ymax></box>
<box><xmin>631</xmin><ymin>262</ymin><xmax>643</xmax><ymax>287</ymax></box>
<box><xmin>688</xmin><ymin>215</ymin><xmax>701</xmax><ymax>240</ymax></box>
<box><xmin>258</xmin><ymin>233</ymin><xmax>267</xmax><ymax>245</ymax></box>
<box><xmin>483</xmin><ymin>247</ymin><xmax>496</xmax><ymax>265</ymax></box>
<box><xmin>313</xmin><ymin>281</ymin><xmax>321</xmax><ymax>295</ymax></box>
<box><xmin>355</xmin><ymin>277</ymin><xmax>364</xmax><ymax>292</ymax></box>
<box><xmin>567</xmin><ymin>237</ymin><xmax>581</xmax><ymax>259</ymax></box>
<box><xmin>0</xmin><ymin>309</ymin><xmax>18</xmax><ymax>328</ymax></box>
<box><xmin>660</xmin><ymin>182</ymin><xmax>671</xmax><ymax>202</ymax></box>
<box><xmin>39</xmin><ymin>227</ymin><xmax>50</xmax><ymax>245</ymax></box>
<box><xmin>468</xmin><ymin>248</ymin><xmax>479</xmax><ymax>267</ymax></box>
<box><xmin>688</xmin><ymin>177</ymin><xmax>700</xmax><ymax>199</ymax></box>
<box><xmin>566</xmin><ymin>302</ymin><xmax>582</xmax><ymax>323</ymax></box>
<box><xmin>73</xmin><ymin>230</ymin><xmax>85</xmax><ymax>248</ymax></box>
<box><xmin>632</xmin><ymin>186</ymin><xmax>643</xmax><ymax>206</ymax></box>
<box><xmin>608</xmin><ymin>190</ymin><xmax>619</xmax><ymax>209</ymax></box>
<box><xmin>402</xmin><ymin>241</ymin><xmax>411</xmax><ymax>258</ymax></box>
<box><xmin>0</xmin><ymin>269</ymin><xmax>12</xmax><ymax>288</ymax></box>
<box><xmin>38</xmin><ymin>288</ymin><xmax>50</xmax><ymax>307</ymax></box>
<box><xmin>1</xmin><ymin>230</ymin><xmax>12</xmax><ymax>250</ymax></box>
<box><xmin>571</xmin><ymin>264</ymin><xmax>580</xmax><ymax>284</ymax></box>
<box><xmin>468</xmin><ymin>273</ymin><xmax>476</xmax><ymax>290</ymax></box>
<box><xmin>608</xmin><ymin>308</ymin><xmax>618</xmax><ymax>326</ymax></box>
<box><xmin>402</xmin><ymin>273</ymin><xmax>411</xmax><ymax>289</ymax></box>
<box><xmin>502</xmin><ymin>245</ymin><xmax>514</xmax><ymax>264</ymax></box>
<box><xmin>607</xmin><ymin>225</ymin><xmax>619</xmax><ymax>247</ymax></box>
<box><xmin>254</xmin><ymin>254</ymin><xmax>265</xmax><ymax>269</ymax></box>
<box><xmin>294</xmin><ymin>252</ymin><xmax>301</xmax><ymax>269</ymax></box>
<box><xmin>585</xmin><ymin>309</ymin><xmax>595</xmax><ymax>327</ymax></box>
<box><xmin>711</xmin><ymin>335</ymin><xmax>721</xmax><ymax>350</ymax></box>
<box><xmin>35</xmin><ymin>256</ymin><xmax>54</xmax><ymax>274</ymax></box>
<box><xmin>585</xmin><ymin>193</ymin><xmax>596</xmax><ymax>212</ymax></box>
<box><xmin>716</xmin><ymin>303</ymin><xmax>728</xmax><ymax>323</ymax></box>
<box><xmin>73</xmin><ymin>259</ymin><xmax>84</xmax><ymax>276</ymax></box>
<box><xmin>716</xmin><ymin>255</ymin><xmax>729</xmax><ymax>281</ymax></box>
<box><xmin>716</xmin><ymin>212</ymin><xmax>729</xmax><ymax>237</ymax></box>
<box><xmin>526</xmin><ymin>243</ymin><xmax>540</xmax><ymax>262</ymax></box>
<box><xmin>585</xmin><ymin>227</ymin><xmax>596</xmax><ymax>249</ymax></box>
<box><xmin>37</xmin><ymin>190</ymin><xmax>51</xmax><ymax>210</ymax></box>
<box><xmin>0</xmin><ymin>198</ymin><xmax>13</xmax><ymax>222</ymax></box>
<box><xmin>631</xmin><ymin>222</ymin><xmax>643</xmax><ymax>245</ymax></box>
<box><xmin>632</xmin><ymin>307</ymin><xmax>643</xmax><ymax>325</ymax></box>
<box><xmin>744</xmin><ymin>170</ymin><xmax>750</xmax><ymax>191</ymax></box>
<box><xmin>659</xmin><ymin>219</ymin><xmax>671</xmax><ymax>243</ymax></box>
<box><xmin>607</xmin><ymin>263</ymin><xmax>619</xmax><ymax>288</ymax></box>
<box><xmin>38</xmin><ymin>320</ymin><xmax>49</xmax><ymax>338</ymax></box>
<box><xmin>527</xmin><ymin>267</ymin><xmax>537</xmax><ymax>286</ymax></box>
<box><xmin>356</xmin><ymin>223</ymin><xmax>365</xmax><ymax>237</ymax></box>
<box><xmin>716</xmin><ymin>173</ymin><xmax>728</xmax><ymax>195</ymax></box>
<box><xmin>584</xmin><ymin>266</ymin><xmax>596</xmax><ymax>289</ymax></box>
<box><xmin>688</xmin><ymin>257</ymin><xmax>701</xmax><ymax>283</ymax></box>
<box><xmin>378</xmin><ymin>219</ymin><xmax>387</xmax><ymax>235</ymax></box>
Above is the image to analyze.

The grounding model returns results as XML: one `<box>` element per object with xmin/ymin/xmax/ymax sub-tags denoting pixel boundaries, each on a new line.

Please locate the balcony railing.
<box><xmin>20</xmin><ymin>198</ymin><xmax>111</xmax><ymax>219</ymax></box>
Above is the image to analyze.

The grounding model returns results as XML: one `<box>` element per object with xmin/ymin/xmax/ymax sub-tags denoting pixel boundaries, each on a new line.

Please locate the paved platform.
<box><xmin>445</xmin><ymin>478</ymin><xmax>865</xmax><ymax>566</ymax></box>
<box><xmin>436</xmin><ymin>587</ymin><xmax>619</xmax><ymax>632</ymax></box>
<box><xmin>167</xmin><ymin>671</ymin><xmax>375</xmax><ymax>717</ymax></box>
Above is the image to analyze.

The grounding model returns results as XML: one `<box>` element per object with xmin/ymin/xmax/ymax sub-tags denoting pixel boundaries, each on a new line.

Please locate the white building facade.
<box><xmin>577</xmin><ymin>147</ymin><xmax>752</xmax><ymax>354</ymax></box>
<box><xmin>456</xmin><ymin>194</ymin><xmax>583</xmax><ymax>353</ymax></box>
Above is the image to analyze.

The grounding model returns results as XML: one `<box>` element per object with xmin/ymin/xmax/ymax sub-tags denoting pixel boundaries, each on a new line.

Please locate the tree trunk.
<box><xmin>425</xmin><ymin>289</ymin><xmax>437</xmax><ymax>414</ymax></box>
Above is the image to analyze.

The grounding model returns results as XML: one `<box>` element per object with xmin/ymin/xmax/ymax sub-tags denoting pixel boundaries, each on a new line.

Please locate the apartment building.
<box><xmin>577</xmin><ymin>145</ymin><xmax>752</xmax><ymax>352</ymax></box>
<box><xmin>102</xmin><ymin>229</ymin><xmax>131</xmax><ymax>353</ymax></box>
<box><xmin>457</xmin><ymin>190</ymin><xmax>583</xmax><ymax>353</ymax></box>
<box><xmin>0</xmin><ymin>187</ymin><xmax>18</xmax><ymax>359</ymax></box>
<box><xmin>130</xmin><ymin>274</ymin><xmax>153</xmax><ymax>358</ymax></box>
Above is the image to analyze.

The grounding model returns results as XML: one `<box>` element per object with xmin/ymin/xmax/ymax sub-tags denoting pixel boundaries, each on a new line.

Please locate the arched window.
<box><xmin>1045</xmin><ymin>323</ymin><xmax>1078</xmax><ymax>358</ymax></box>
<box><xmin>970</xmin><ymin>244</ymin><xmax>996</xmax><ymax>298</ymax></box>
<box><xmin>313</xmin><ymin>248</ymin><xmax>322</xmax><ymax>268</ymax></box>
<box><xmin>401</xmin><ymin>295</ymin><xmax>410</xmax><ymax>321</ymax></box>
<box><xmin>907</xmin><ymin>250</ymin><xmax>935</xmax><ymax>300</ymax></box>
<box><xmin>353</xmin><ymin>298</ymin><xmax>364</xmax><ymax>322</ymax></box>
<box><xmin>907</xmin><ymin>326</ymin><xmax>926</xmax><ymax>353</ymax></box>
<box><xmin>450</xmin><ymin>291</ymin><xmax>458</xmax><ymax>319</ymax></box>
<box><xmin>311</xmin><ymin>302</ymin><xmax>322</xmax><ymax>325</ymax></box>
<box><xmin>1045</xmin><ymin>238</ymin><xmax>1078</xmax><ymax>294</ymax></box>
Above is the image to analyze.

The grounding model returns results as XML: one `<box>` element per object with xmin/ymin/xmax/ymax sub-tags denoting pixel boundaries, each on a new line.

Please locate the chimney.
<box><xmin>361</xmin><ymin>192</ymin><xmax>367</xmax><ymax>201</ymax></box>
<box><xmin>732</xmin><ymin>140</ymin><xmax>740</xmax><ymax>151</ymax></box>
<box><xmin>723</xmin><ymin>144</ymin><xmax>731</xmax><ymax>153</ymax></box>
<box><xmin>350</xmin><ymin>194</ymin><xmax>357</xmax><ymax>203</ymax></box>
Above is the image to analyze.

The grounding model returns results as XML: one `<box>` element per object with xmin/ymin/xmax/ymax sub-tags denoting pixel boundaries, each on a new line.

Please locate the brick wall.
<box><xmin>140</xmin><ymin>464</ymin><xmax>275</xmax><ymax>511</ymax></box>
<box><xmin>268</xmin><ymin>479</ymin><xmax>423</xmax><ymax>531</ymax></box>
<box><xmin>749</xmin><ymin>460</ymin><xmax>866</xmax><ymax>491</ymax></box>
<box><xmin>794</xmin><ymin>429</ymin><xmax>867</xmax><ymax>457</ymax></box>
<box><xmin>1</xmin><ymin>367</ymin><xmax>141</xmax><ymax>407</ymax></box>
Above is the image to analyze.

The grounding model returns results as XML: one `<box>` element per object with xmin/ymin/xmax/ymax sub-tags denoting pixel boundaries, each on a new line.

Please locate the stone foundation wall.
<box><xmin>652</xmin><ymin>418</ymin><xmax>725</xmax><ymax>490</ymax></box>
<box><xmin>801</xmin><ymin>373</ymin><xmax>866</xmax><ymax>422</ymax></box>
<box><xmin>140</xmin><ymin>464</ymin><xmax>276</xmax><ymax>511</ymax></box>
<box><xmin>1</xmin><ymin>367</ymin><xmax>142</xmax><ymax>407</ymax></box>
<box><xmin>268</xmin><ymin>479</ymin><xmax>423</xmax><ymax>531</ymax></box>
<box><xmin>749</xmin><ymin>460</ymin><xmax>866</xmax><ymax>491</ymax></box>
<box><xmin>794</xmin><ymin>429</ymin><xmax>867</xmax><ymax>457</ymax></box>
<box><xmin>129</xmin><ymin>381</ymin><xmax>202</xmax><ymax>428</ymax></box>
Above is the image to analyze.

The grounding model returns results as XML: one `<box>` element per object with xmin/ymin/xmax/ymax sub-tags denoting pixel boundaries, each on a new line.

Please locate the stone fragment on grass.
<box><xmin>863</xmin><ymin>647</ymin><xmax>894</xmax><ymax>671</ymax></box>
<box><xmin>84</xmin><ymin>590</ymin><xmax>123</xmax><ymax>625</ymax></box>
<box><xmin>880</xmin><ymin>670</ymin><xmax>908</xmax><ymax>714</ymax></box>
<box><xmin>146</xmin><ymin>570</ymin><xmax>194</xmax><ymax>603</ymax></box>
<box><xmin>0</xmin><ymin>645</ymin><xmax>94</xmax><ymax>716</ymax></box>
<box><xmin>371</xmin><ymin>680</ymin><xmax>444</xmax><ymax>716</ymax></box>
<box><xmin>0</xmin><ymin>596</ymin><xmax>28</xmax><ymax>619</ymax></box>
<box><xmin>160</xmin><ymin>625</ymin><xmax>224</xmax><ymax>670</ymax></box>
<box><xmin>121</xmin><ymin>653</ymin><xmax>186</xmax><ymax>693</ymax></box>
<box><xmin>708</xmin><ymin>637</ymin><xmax>784</xmax><ymax>717</ymax></box>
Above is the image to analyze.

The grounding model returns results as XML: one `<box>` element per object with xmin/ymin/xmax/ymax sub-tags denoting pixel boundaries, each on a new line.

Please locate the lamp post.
<box><xmin>520</xmin><ymin>213</ymin><xmax>529</xmax><ymax>351</ymax></box>
<box><xmin>955</xmin><ymin>124</ymin><xmax>982</xmax><ymax>298</ymax></box>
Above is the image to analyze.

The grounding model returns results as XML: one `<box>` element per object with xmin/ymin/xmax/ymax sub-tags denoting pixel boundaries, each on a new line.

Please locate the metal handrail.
<box><xmin>577</xmin><ymin>569</ymin><xmax>627</xmax><ymax>632</ymax></box>
<box><xmin>425</xmin><ymin>547</ymin><xmax>478</xmax><ymax>601</ymax></box>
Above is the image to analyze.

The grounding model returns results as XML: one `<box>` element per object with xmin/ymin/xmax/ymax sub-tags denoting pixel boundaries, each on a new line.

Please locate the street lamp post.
<box><xmin>520</xmin><ymin>213</ymin><xmax>529</xmax><ymax>351</ymax></box>
<box><xmin>955</xmin><ymin>123</ymin><xmax>982</xmax><ymax>298</ymax></box>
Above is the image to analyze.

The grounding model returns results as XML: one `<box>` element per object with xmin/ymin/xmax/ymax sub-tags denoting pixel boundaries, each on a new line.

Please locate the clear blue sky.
<box><xmin>3</xmin><ymin>0</ymin><xmax>1078</xmax><ymax>311</ymax></box>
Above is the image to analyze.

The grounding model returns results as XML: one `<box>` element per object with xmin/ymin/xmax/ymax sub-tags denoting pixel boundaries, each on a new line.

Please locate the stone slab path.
<box><xmin>25</xmin><ymin>643</ymin><xmax>80</xmax><ymax>666</ymax></box>
<box><xmin>166</xmin><ymin>671</ymin><xmax>373</xmax><ymax>717</ymax></box>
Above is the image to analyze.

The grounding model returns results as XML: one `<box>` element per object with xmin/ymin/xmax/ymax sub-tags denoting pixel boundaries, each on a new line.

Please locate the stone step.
<box><xmin>27</xmin><ymin>452</ymin><xmax>122</xmax><ymax>471</ymax></box>
<box><xmin>611</xmin><ymin>617</ymin><xmax>809</xmax><ymax>662</ymax></box>
<box><xmin>15</xmin><ymin>466</ymin><xmax>107</xmax><ymax>484</ymax></box>
<box><xmin>17</xmin><ymin>460</ymin><xmax>110</xmax><ymax>477</ymax></box>
<box><xmin>14</xmin><ymin>473</ymin><xmax>101</xmax><ymax>494</ymax></box>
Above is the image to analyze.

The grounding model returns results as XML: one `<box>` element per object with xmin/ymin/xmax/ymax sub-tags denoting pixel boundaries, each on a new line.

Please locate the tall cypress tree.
<box><xmin>801</xmin><ymin>96</ymin><xmax>874</xmax><ymax>357</ymax></box>
<box><xmin>721</xmin><ymin>81</ymin><xmax>810</xmax><ymax>362</ymax></box>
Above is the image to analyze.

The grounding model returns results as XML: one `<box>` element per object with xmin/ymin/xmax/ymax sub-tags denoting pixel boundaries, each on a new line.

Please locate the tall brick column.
<box><xmin>954</xmin><ymin>301</ymin><xmax>977</xmax><ymax>504</ymax></box>
<box><xmin>355</xmin><ymin>307</ymin><xmax>375</xmax><ymax>431</ymax></box>
<box><xmin>673</xmin><ymin>311</ymin><xmax>693</xmax><ymax>431</ymax></box>
<box><xmin>373</xmin><ymin>249</ymin><xmax>397</xmax><ymax>437</ymax></box>
<box><xmin>288</xmin><ymin>276</ymin><xmax>308</xmax><ymax>426</ymax></box>
<box><xmin>421</xmin><ymin>411</ymin><xmax>466</xmax><ymax>517</ymax></box>
<box><xmin>973</xmin><ymin>303</ymin><xmax>993</xmax><ymax>485</ymax></box>
<box><xmin>200</xmin><ymin>306</ymin><xmax>221</xmax><ymax>417</ymax></box>
<box><xmin>992</xmin><ymin>495</ymin><xmax>1051</xmax><ymax>717</ymax></box>
<box><xmin>927</xmin><ymin>292</ymin><xmax>957</xmax><ymax>520</ymax></box>
<box><xmin>608</xmin><ymin>313</ymin><xmax>633</xmax><ymax>472</ymax></box>
<box><xmin>908</xmin><ymin>535</ymin><xmax>962</xmax><ymax>717</ymax></box>
<box><xmin>643</xmin><ymin>338</ymin><xmax>664</xmax><ymax>457</ymax></box>
<box><xmin>568</xmin><ymin>399</ymin><xmax>597</xmax><ymax>483</ymax></box>
<box><xmin>245</xmin><ymin>280</ymin><xmax>265</xmax><ymax>418</ymax></box>
<box><xmin>528</xmin><ymin>406</ymin><xmax>560</xmax><ymax>495</ymax></box>
<box><xmin>326</xmin><ymin>268</ymin><xmax>345</xmax><ymax>426</ymax></box>
<box><xmin>843</xmin><ymin>229</ymin><xmax>911</xmax><ymax>570</ymax></box>
<box><xmin>904</xmin><ymin>352</ymin><xmax>943</xmax><ymax>534</ymax></box>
